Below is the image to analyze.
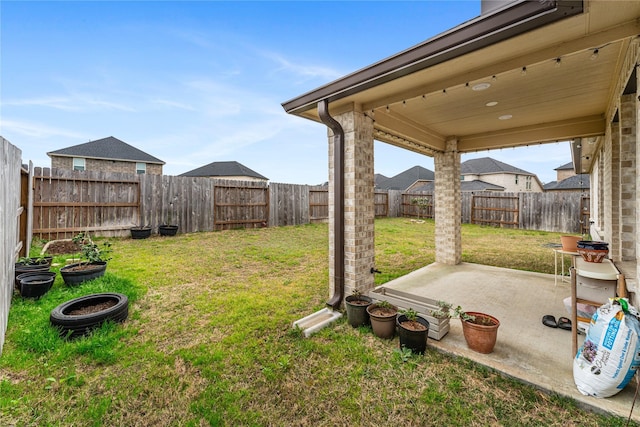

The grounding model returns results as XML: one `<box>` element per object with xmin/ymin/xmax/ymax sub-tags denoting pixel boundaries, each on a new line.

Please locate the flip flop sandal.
<box><xmin>557</xmin><ymin>317</ymin><xmax>572</xmax><ymax>331</ymax></box>
<box><xmin>542</xmin><ymin>315</ymin><xmax>558</xmax><ymax>328</ymax></box>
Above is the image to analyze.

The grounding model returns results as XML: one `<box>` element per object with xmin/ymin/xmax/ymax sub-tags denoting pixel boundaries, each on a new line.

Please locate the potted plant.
<box><xmin>432</xmin><ymin>302</ymin><xmax>500</xmax><ymax>354</ymax></box>
<box><xmin>60</xmin><ymin>232</ymin><xmax>112</xmax><ymax>286</ymax></box>
<box><xmin>159</xmin><ymin>207</ymin><xmax>178</xmax><ymax>236</ymax></box>
<box><xmin>455</xmin><ymin>306</ymin><xmax>500</xmax><ymax>354</ymax></box>
<box><xmin>130</xmin><ymin>222</ymin><xmax>152</xmax><ymax>239</ymax></box>
<box><xmin>397</xmin><ymin>308</ymin><xmax>430</xmax><ymax>354</ymax></box>
<box><xmin>366</xmin><ymin>300</ymin><xmax>398</xmax><ymax>339</ymax></box>
<box><xmin>14</xmin><ymin>256</ymin><xmax>52</xmax><ymax>288</ymax></box>
<box><xmin>344</xmin><ymin>289</ymin><xmax>373</xmax><ymax>327</ymax></box>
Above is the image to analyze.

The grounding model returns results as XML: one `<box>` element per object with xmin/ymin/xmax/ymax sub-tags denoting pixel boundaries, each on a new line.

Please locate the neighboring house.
<box><xmin>544</xmin><ymin>162</ymin><xmax>590</xmax><ymax>191</ymax></box>
<box><xmin>47</xmin><ymin>136</ymin><xmax>164</xmax><ymax>175</ymax></box>
<box><xmin>179</xmin><ymin>161</ymin><xmax>268</xmax><ymax>182</ymax></box>
<box><xmin>461</xmin><ymin>157</ymin><xmax>543</xmax><ymax>192</ymax></box>
<box><xmin>554</xmin><ymin>162</ymin><xmax>577</xmax><ymax>182</ymax></box>
<box><xmin>375</xmin><ymin>166</ymin><xmax>434</xmax><ymax>190</ymax></box>
<box><xmin>410</xmin><ymin>180</ymin><xmax>504</xmax><ymax>193</ymax></box>
<box><xmin>544</xmin><ymin>174</ymin><xmax>590</xmax><ymax>192</ymax></box>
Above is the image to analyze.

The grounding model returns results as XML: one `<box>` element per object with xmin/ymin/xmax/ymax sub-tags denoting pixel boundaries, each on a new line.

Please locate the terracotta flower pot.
<box><xmin>560</xmin><ymin>235</ymin><xmax>581</xmax><ymax>252</ymax></box>
<box><xmin>460</xmin><ymin>312</ymin><xmax>500</xmax><ymax>354</ymax></box>
<box><xmin>577</xmin><ymin>240</ymin><xmax>609</xmax><ymax>263</ymax></box>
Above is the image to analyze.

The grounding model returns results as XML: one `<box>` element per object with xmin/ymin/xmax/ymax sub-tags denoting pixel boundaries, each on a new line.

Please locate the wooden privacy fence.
<box><xmin>31</xmin><ymin>168</ymin><xmax>274</xmax><ymax>238</ymax></box>
<box><xmin>471</xmin><ymin>194</ymin><xmax>519</xmax><ymax>227</ymax></box>
<box><xmin>33</xmin><ymin>168</ymin><xmax>140</xmax><ymax>239</ymax></box>
<box><xmin>28</xmin><ymin>168</ymin><xmax>589</xmax><ymax>239</ymax></box>
<box><xmin>1</xmin><ymin>138</ymin><xmax>24</xmax><ymax>355</ymax></box>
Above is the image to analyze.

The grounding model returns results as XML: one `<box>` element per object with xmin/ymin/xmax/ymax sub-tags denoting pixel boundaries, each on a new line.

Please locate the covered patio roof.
<box><xmin>282</xmin><ymin>0</ymin><xmax>640</xmax><ymax>173</ymax></box>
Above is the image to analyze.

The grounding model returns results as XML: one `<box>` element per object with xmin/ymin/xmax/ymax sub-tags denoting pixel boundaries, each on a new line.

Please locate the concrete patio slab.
<box><xmin>380</xmin><ymin>262</ymin><xmax>639</xmax><ymax>422</ymax></box>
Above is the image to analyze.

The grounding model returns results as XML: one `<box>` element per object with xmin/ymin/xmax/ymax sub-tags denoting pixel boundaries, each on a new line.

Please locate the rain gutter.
<box><xmin>282</xmin><ymin>0</ymin><xmax>583</xmax><ymax>116</ymax></box>
<box><xmin>317</xmin><ymin>99</ymin><xmax>345</xmax><ymax>310</ymax></box>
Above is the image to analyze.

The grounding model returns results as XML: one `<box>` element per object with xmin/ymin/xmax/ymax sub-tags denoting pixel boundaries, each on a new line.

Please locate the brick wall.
<box><xmin>328</xmin><ymin>110</ymin><xmax>375</xmax><ymax>301</ymax></box>
<box><xmin>434</xmin><ymin>139</ymin><xmax>461</xmax><ymax>265</ymax></box>
<box><xmin>620</xmin><ymin>94</ymin><xmax>636</xmax><ymax>261</ymax></box>
<box><xmin>50</xmin><ymin>156</ymin><xmax>162</xmax><ymax>175</ymax></box>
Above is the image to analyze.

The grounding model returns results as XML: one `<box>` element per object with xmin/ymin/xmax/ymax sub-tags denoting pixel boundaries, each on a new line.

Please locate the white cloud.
<box><xmin>0</xmin><ymin>119</ymin><xmax>87</xmax><ymax>139</ymax></box>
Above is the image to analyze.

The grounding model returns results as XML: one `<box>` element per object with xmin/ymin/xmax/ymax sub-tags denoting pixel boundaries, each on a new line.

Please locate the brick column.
<box><xmin>620</xmin><ymin>94</ymin><xmax>636</xmax><ymax>261</ymax></box>
<box><xmin>434</xmin><ymin>139</ymin><xmax>461</xmax><ymax>265</ymax></box>
<box><xmin>327</xmin><ymin>110</ymin><xmax>375</xmax><ymax>302</ymax></box>
<box><xmin>607</xmin><ymin>119</ymin><xmax>621</xmax><ymax>260</ymax></box>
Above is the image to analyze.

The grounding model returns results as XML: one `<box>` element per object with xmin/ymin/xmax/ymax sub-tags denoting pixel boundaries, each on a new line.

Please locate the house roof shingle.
<box><xmin>461</xmin><ymin>157</ymin><xmax>534</xmax><ymax>176</ymax></box>
<box><xmin>555</xmin><ymin>162</ymin><xmax>574</xmax><ymax>171</ymax></box>
<box><xmin>179</xmin><ymin>161</ymin><xmax>268</xmax><ymax>180</ymax></box>
<box><xmin>545</xmin><ymin>174</ymin><xmax>590</xmax><ymax>191</ymax></box>
<box><xmin>410</xmin><ymin>179</ymin><xmax>504</xmax><ymax>193</ymax></box>
<box><xmin>376</xmin><ymin>166</ymin><xmax>434</xmax><ymax>190</ymax></box>
<box><xmin>47</xmin><ymin>136</ymin><xmax>165</xmax><ymax>164</ymax></box>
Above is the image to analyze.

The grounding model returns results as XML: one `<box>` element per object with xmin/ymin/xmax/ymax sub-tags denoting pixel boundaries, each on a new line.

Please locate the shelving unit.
<box><xmin>570</xmin><ymin>258</ymin><xmax>625</xmax><ymax>356</ymax></box>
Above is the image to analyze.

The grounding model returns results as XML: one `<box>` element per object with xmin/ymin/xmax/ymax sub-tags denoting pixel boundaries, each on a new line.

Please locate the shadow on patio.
<box><xmin>381</xmin><ymin>262</ymin><xmax>639</xmax><ymax>422</ymax></box>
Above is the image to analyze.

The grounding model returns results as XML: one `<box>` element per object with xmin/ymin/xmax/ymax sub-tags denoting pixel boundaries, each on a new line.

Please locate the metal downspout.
<box><xmin>317</xmin><ymin>99</ymin><xmax>344</xmax><ymax>310</ymax></box>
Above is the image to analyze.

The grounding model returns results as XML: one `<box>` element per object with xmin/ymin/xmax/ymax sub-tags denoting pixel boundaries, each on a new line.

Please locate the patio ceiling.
<box><xmin>282</xmin><ymin>0</ymin><xmax>640</xmax><ymax>173</ymax></box>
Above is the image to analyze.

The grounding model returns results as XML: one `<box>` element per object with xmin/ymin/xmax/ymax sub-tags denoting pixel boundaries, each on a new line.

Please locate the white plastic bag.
<box><xmin>573</xmin><ymin>298</ymin><xmax>640</xmax><ymax>398</ymax></box>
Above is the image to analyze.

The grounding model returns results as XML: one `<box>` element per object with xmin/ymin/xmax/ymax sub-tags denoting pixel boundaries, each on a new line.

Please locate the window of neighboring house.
<box><xmin>73</xmin><ymin>158</ymin><xmax>85</xmax><ymax>171</ymax></box>
<box><xmin>515</xmin><ymin>174</ymin><xmax>519</xmax><ymax>184</ymax></box>
<box><xmin>136</xmin><ymin>162</ymin><xmax>146</xmax><ymax>174</ymax></box>
<box><xmin>526</xmin><ymin>176</ymin><xmax>532</xmax><ymax>190</ymax></box>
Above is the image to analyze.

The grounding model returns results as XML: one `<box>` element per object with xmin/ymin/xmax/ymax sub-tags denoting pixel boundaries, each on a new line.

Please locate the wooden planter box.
<box><xmin>368</xmin><ymin>287</ymin><xmax>450</xmax><ymax>340</ymax></box>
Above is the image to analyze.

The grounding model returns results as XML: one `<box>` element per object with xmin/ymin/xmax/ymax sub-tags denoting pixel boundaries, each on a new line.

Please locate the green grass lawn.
<box><xmin>0</xmin><ymin>218</ymin><xmax>630</xmax><ymax>426</ymax></box>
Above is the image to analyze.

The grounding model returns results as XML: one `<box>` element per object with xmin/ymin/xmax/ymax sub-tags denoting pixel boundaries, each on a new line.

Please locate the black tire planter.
<box><xmin>50</xmin><ymin>293</ymin><xmax>129</xmax><ymax>338</ymax></box>
<box><xmin>159</xmin><ymin>225</ymin><xmax>178</xmax><ymax>236</ymax></box>
<box><xmin>15</xmin><ymin>264</ymin><xmax>51</xmax><ymax>289</ymax></box>
<box><xmin>397</xmin><ymin>314</ymin><xmax>430</xmax><ymax>354</ymax></box>
<box><xmin>130</xmin><ymin>227</ymin><xmax>152</xmax><ymax>239</ymax></box>
<box><xmin>60</xmin><ymin>262</ymin><xmax>107</xmax><ymax>286</ymax></box>
<box><xmin>19</xmin><ymin>272</ymin><xmax>56</xmax><ymax>299</ymax></box>
<box><xmin>345</xmin><ymin>295</ymin><xmax>373</xmax><ymax>327</ymax></box>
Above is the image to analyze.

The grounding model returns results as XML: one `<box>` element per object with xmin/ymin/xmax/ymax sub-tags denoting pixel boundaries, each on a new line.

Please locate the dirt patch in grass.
<box><xmin>128</xmin><ymin>283</ymin><xmax>226</xmax><ymax>354</ymax></box>
<box><xmin>42</xmin><ymin>239</ymin><xmax>81</xmax><ymax>255</ymax></box>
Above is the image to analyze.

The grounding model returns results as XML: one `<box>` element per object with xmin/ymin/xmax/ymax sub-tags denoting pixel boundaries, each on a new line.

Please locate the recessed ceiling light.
<box><xmin>472</xmin><ymin>82</ymin><xmax>491</xmax><ymax>91</ymax></box>
<box><xmin>486</xmin><ymin>101</ymin><xmax>498</xmax><ymax>107</ymax></box>
<box><xmin>498</xmin><ymin>114</ymin><xmax>513</xmax><ymax>120</ymax></box>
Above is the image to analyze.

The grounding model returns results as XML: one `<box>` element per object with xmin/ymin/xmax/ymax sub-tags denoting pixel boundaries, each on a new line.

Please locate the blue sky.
<box><xmin>1</xmin><ymin>1</ymin><xmax>572</xmax><ymax>184</ymax></box>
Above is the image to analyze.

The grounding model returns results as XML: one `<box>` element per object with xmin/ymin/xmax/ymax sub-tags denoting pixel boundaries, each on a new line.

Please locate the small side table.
<box><xmin>553</xmin><ymin>249</ymin><xmax>579</xmax><ymax>286</ymax></box>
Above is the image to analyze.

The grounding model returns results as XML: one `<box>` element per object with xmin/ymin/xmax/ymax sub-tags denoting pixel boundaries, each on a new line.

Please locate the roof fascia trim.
<box><xmin>282</xmin><ymin>0</ymin><xmax>583</xmax><ymax>115</ymax></box>
<box><xmin>47</xmin><ymin>153</ymin><xmax>166</xmax><ymax>165</ymax></box>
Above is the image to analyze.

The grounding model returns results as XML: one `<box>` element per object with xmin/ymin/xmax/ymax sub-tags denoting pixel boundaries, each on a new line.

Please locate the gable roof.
<box><xmin>47</xmin><ymin>136</ymin><xmax>165</xmax><ymax>164</ymax></box>
<box><xmin>461</xmin><ymin>157</ymin><xmax>534</xmax><ymax>176</ymax></box>
<box><xmin>376</xmin><ymin>166</ymin><xmax>434</xmax><ymax>190</ymax></box>
<box><xmin>410</xmin><ymin>179</ymin><xmax>504</xmax><ymax>193</ymax></box>
<box><xmin>179</xmin><ymin>161</ymin><xmax>268</xmax><ymax>180</ymax></box>
<box><xmin>544</xmin><ymin>173</ymin><xmax>590</xmax><ymax>191</ymax></box>
<box><xmin>555</xmin><ymin>162</ymin><xmax>574</xmax><ymax>171</ymax></box>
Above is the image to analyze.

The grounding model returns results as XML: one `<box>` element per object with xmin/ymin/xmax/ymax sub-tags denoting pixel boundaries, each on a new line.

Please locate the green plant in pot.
<box><xmin>455</xmin><ymin>305</ymin><xmax>500</xmax><ymax>354</ymax></box>
<box><xmin>432</xmin><ymin>302</ymin><xmax>500</xmax><ymax>354</ymax></box>
<box><xmin>60</xmin><ymin>232</ymin><xmax>112</xmax><ymax>286</ymax></box>
<box><xmin>397</xmin><ymin>308</ymin><xmax>430</xmax><ymax>354</ymax></box>
<box><xmin>344</xmin><ymin>289</ymin><xmax>373</xmax><ymax>328</ymax></box>
<box><xmin>366</xmin><ymin>300</ymin><xmax>398</xmax><ymax>339</ymax></box>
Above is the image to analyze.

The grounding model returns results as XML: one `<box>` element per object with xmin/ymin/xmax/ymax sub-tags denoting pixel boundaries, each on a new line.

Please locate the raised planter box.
<box><xmin>368</xmin><ymin>287</ymin><xmax>450</xmax><ymax>340</ymax></box>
